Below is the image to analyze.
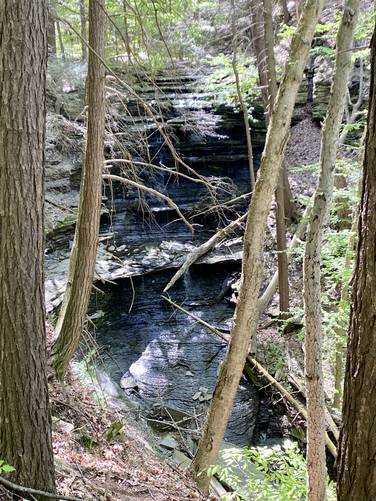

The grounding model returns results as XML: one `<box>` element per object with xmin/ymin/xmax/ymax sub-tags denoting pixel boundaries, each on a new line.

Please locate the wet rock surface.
<box><xmin>92</xmin><ymin>264</ymin><xmax>268</xmax><ymax>446</ymax></box>
<box><xmin>47</xmin><ymin>66</ymin><xmax>284</xmax><ymax>448</ymax></box>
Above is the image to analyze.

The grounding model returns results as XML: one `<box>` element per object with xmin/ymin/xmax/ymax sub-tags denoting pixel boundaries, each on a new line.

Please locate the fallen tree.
<box><xmin>162</xmin><ymin>296</ymin><xmax>337</xmax><ymax>459</ymax></box>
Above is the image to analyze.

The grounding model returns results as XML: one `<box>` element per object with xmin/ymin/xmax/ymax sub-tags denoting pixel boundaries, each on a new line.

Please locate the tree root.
<box><xmin>0</xmin><ymin>475</ymin><xmax>83</xmax><ymax>501</ymax></box>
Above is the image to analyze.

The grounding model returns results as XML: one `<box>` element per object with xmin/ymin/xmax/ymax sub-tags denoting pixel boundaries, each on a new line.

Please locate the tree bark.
<box><xmin>47</xmin><ymin>1</ymin><xmax>57</xmax><ymax>55</ymax></box>
<box><xmin>263</xmin><ymin>0</ymin><xmax>290</xmax><ymax>316</ymax></box>
<box><xmin>51</xmin><ymin>0</ymin><xmax>106</xmax><ymax>380</ymax></box>
<box><xmin>123</xmin><ymin>0</ymin><xmax>132</xmax><ymax>63</ymax></box>
<box><xmin>250</xmin><ymin>0</ymin><xmax>269</xmax><ymax>110</ymax></box>
<box><xmin>281</xmin><ymin>0</ymin><xmax>291</xmax><ymax>24</ymax></box>
<box><xmin>0</xmin><ymin>0</ymin><xmax>56</xmax><ymax>497</ymax></box>
<box><xmin>192</xmin><ymin>0</ymin><xmax>324</xmax><ymax>493</ymax></box>
<box><xmin>337</xmin><ymin>24</ymin><xmax>376</xmax><ymax>501</ymax></box>
<box><xmin>303</xmin><ymin>2</ymin><xmax>359</xmax><ymax>499</ymax></box>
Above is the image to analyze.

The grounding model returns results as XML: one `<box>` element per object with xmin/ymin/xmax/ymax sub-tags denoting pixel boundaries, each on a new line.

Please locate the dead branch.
<box><xmin>104</xmin><ymin>158</ymin><xmax>207</xmax><ymax>186</ymax></box>
<box><xmin>103</xmin><ymin>173</ymin><xmax>194</xmax><ymax>234</ymax></box>
<box><xmin>288</xmin><ymin>373</ymin><xmax>340</xmax><ymax>441</ymax></box>
<box><xmin>162</xmin><ymin>296</ymin><xmax>337</xmax><ymax>458</ymax></box>
<box><xmin>163</xmin><ymin>213</ymin><xmax>247</xmax><ymax>292</ymax></box>
<box><xmin>0</xmin><ymin>475</ymin><xmax>83</xmax><ymax>501</ymax></box>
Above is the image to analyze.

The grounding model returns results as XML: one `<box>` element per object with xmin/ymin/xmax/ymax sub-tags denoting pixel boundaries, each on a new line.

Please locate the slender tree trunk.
<box><xmin>51</xmin><ymin>0</ymin><xmax>106</xmax><ymax>380</ymax></box>
<box><xmin>232</xmin><ymin>0</ymin><xmax>255</xmax><ymax>188</ymax></box>
<box><xmin>337</xmin><ymin>24</ymin><xmax>376</xmax><ymax>501</ymax></box>
<box><xmin>250</xmin><ymin>0</ymin><xmax>269</xmax><ymax>111</ymax></box>
<box><xmin>192</xmin><ymin>0</ymin><xmax>324</xmax><ymax>493</ymax></box>
<box><xmin>80</xmin><ymin>0</ymin><xmax>88</xmax><ymax>62</ymax></box>
<box><xmin>56</xmin><ymin>20</ymin><xmax>66</xmax><ymax>61</ymax></box>
<box><xmin>0</xmin><ymin>0</ymin><xmax>56</xmax><ymax>496</ymax></box>
<box><xmin>48</xmin><ymin>1</ymin><xmax>57</xmax><ymax>55</ymax></box>
<box><xmin>123</xmin><ymin>0</ymin><xmax>132</xmax><ymax>63</ymax></box>
<box><xmin>252</xmin><ymin>0</ymin><xmax>297</xmax><ymax>221</ymax></box>
<box><xmin>281</xmin><ymin>0</ymin><xmax>291</xmax><ymax>24</ymax></box>
<box><xmin>303</xmin><ymin>2</ymin><xmax>359</xmax><ymax>499</ymax></box>
<box><xmin>263</xmin><ymin>0</ymin><xmax>290</xmax><ymax>316</ymax></box>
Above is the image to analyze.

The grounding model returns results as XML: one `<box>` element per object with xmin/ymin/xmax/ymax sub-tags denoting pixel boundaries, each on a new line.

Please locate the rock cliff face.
<box><xmin>44</xmin><ymin>59</ymin><xmax>338</xmax><ymax>449</ymax></box>
<box><xmin>44</xmin><ymin>65</ymin><xmax>267</xmax><ymax>309</ymax></box>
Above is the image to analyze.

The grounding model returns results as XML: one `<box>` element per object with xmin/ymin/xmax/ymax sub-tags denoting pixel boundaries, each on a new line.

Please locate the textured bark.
<box><xmin>303</xmin><ymin>2</ymin><xmax>359</xmax><ymax>499</ymax></box>
<box><xmin>47</xmin><ymin>2</ymin><xmax>56</xmax><ymax>55</ymax></box>
<box><xmin>52</xmin><ymin>0</ymin><xmax>106</xmax><ymax>380</ymax></box>
<box><xmin>263</xmin><ymin>0</ymin><xmax>290</xmax><ymax>316</ymax></box>
<box><xmin>281</xmin><ymin>0</ymin><xmax>291</xmax><ymax>24</ymax></box>
<box><xmin>123</xmin><ymin>0</ymin><xmax>132</xmax><ymax>63</ymax></box>
<box><xmin>250</xmin><ymin>0</ymin><xmax>269</xmax><ymax>110</ymax></box>
<box><xmin>192</xmin><ymin>0</ymin><xmax>324</xmax><ymax>493</ymax></box>
<box><xmin>337</xmin><ymin>26</ymin><xmax>376</xmax><ymax>501</ymax></box>
<box><xmin>0</xmin><ymin>0</ymin><xmax>56</xmax><ymax>496</ymax></box>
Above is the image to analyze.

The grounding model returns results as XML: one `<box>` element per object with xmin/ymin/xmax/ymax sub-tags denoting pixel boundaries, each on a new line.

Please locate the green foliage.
<box><xmin>106</xmin><ymin>420</ymin><xmax>125</xmax><ymax>441</ymax></box>
<box><xmin>0</xmin><ymin>459</ymin><xmax>15</xmax><ymax>474</ymax></box>
<box><xmin>354</xmin><ymin>10</ymin><xmax>375</xmax><ymax>42</ymax></box>
<box><xmin>205</xmin><ymin>54</ymin><xmax>259</xmax><ymax>112</ymax></box>
<box><xmin>208</xmin><ymin>442</ymin><xmax>335</xmax><ymax>500</ymax></box>
<box><xmin>78</xmin><ymin>433</ymin><xmax>98</xmax><ymax>448</ymax></box>
<box><xmin>257</xmin><ymin>342</ymin><xmax>286</xmax><ymax>379</ymax></box>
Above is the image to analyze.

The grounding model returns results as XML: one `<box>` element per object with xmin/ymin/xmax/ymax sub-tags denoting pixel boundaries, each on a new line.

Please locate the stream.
<box><xmin>47</xmin><ymin>68</ymin><xmax>286</xmax><ymax>459</ymax></box>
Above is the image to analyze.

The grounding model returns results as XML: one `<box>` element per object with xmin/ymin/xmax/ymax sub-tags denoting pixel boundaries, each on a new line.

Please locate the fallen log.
<box><xmin>163</xmin><ymin>213</ymin><xmax>247</xmax><ymax>293</ymax></box>
<box><xmin>163</xmin><ymin>296</ymin><xmax>337</xmax><ymax>459</ymax></box>
<box><xmin>163</xmin><ymin>202</ymin><xmax>312</xmax><ymax>311</ymax></box>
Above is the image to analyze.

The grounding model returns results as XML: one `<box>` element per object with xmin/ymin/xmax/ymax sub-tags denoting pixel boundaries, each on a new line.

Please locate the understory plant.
<box><xmin>208</xmin><ymin>441</ymin><xmax>335</xmax><ymax>500</ymax></box>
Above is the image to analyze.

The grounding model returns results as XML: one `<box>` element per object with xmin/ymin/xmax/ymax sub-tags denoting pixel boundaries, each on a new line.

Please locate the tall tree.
<box><xmin>337</xmin><ymin>21</ymin><xmax>376</xmax><ymax>501</ymax></box>
<box><xmin>232</xmin><ymin>0</ymin><xmax>255</xmax><ymax>188</ymax></box>
<box><xmin>192</xmin><ymin>0</ymin><xmax>324</xmax><ymax>493</ymax></box>
<box><xmin>303</xmin><ymin>1</ymin><xmax>359</xmax><ymax>499</ymax></box>
<box><xmin>80</xmin><ymin>0</ymin><xmax>88</xmax><ymax>62</ymax></box>
<box><xmin>52</xmin><ymin>0</ymin><xmax>106</xmax><ymax>379</ymax></box>
<box><xmin>0</xmin><ymin>0</ymin><xmax>56</xmax><ymax>495</ymax></box>
<box><xmin>48</xmin><ymin>0</ymin><xmax>57</xmax><ymax>55</ymax></box>
<box><xmin>263</xmin><ymin>0</ymin><xmax>290</xmax><ymax>317</ymax></box>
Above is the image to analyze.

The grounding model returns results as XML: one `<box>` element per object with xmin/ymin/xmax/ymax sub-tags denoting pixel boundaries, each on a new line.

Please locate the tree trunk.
<box><xmin>303</xmin><ymin>2</ymin><xmax>359</xmax><ymax>499</ymax></box>
<box><xmin>80</xmin><ymin>0</ymin><xmax>88</xmax><ymax>62</ymax></box>
<box><xmin>192</xmin><ymin>0</ymin><xmax>324</xmax><ymax>493</ymax></box>
<box><xmin>0</xmin><ymin>0</ymin><xmax>56</xmax><ymax>496</ymax></box>
<box><xmin>123</xmin><ymin>0</ymin><xmax>132</xmax><ymax>63</ymax></box>
<box><xmin>263</xmin><ymin>0</ymin><xmax>290</xmax><ymax>317</ymax></box>
<box><xmin>252</xmin><ymin>0</ymin><xmax>297</xmax><ymax>222</ymax></box>
<box><xmin>337</xmin><ymin>22</ymin><xmax>376</xmax><ymax>501</ymax></box>
<box><xmin>51</xmin><ymin>0</ymin><xmax>106</xmax><ymax>380</ymax></box>
<box><xmin>250</xmin><ymin>0</ymin><xmax>269</xmax><ymax>110</ymax></box>
<box><xmin>48</xmin><ymin>1</ymin><xmax>57</xmax><ymax>55</ymax></box>
<box><xmin>56</xmin><ymin>20</ymin><xmax>66</xmax><ymax>61</ymax></box>
<box><xmin>281</xmin><ymin>0</ymin><xmax>291</xmax><ymax>24</ymax></box>
<box><xmin>232</xmin><ymin>0</ymin><xmax>255</xmax><ymax>188</ymax></box>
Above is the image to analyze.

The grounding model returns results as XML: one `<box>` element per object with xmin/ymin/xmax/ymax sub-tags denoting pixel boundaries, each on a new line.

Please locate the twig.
<box><xmin>103</xmin><ymin>173</ymin><xmax>194</xmax><ymax>234</ymax></box>
<box><xmin>0</xmin><ymin>475</ymin><xmax>83</xmax><ymax>501</ymax></box>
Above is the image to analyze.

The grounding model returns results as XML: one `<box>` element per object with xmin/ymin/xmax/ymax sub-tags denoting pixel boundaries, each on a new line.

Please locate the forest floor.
<box><xmin>44</xmin><ymin>327</ymin><xmax>210</xmax><ymax>501</ymax></box>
